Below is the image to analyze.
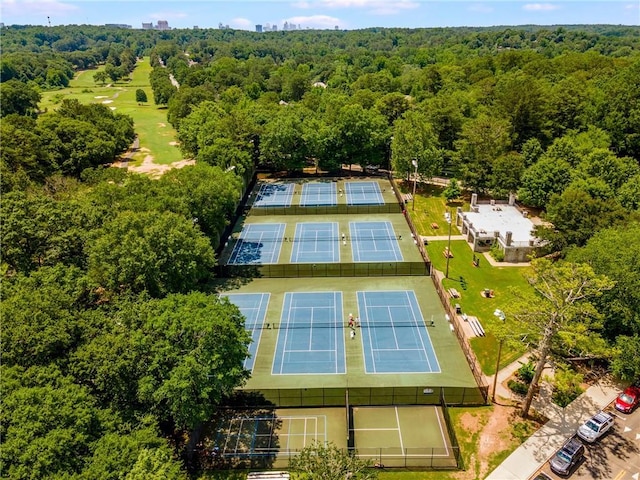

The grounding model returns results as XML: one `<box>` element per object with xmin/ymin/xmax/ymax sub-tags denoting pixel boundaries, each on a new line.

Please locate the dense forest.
<box><xmin>1</xmin><ymin>24</ymin><xmax>640</xmax><ymax>478</ymax></box>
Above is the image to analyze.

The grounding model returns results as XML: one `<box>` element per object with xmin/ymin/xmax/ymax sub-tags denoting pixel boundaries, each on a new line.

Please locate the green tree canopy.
<box><xmin>86</xmin><ymin>210</ymin><xmax>216</xmax><ymax>297</ymax></box>
<box><xmin>0</xmin><ymin>79</ymin><xmax>41</xmax><ymax>117</ymax></box>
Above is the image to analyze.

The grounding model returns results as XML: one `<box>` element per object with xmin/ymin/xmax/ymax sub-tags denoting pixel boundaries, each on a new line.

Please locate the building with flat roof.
<box><xmin>456</xmin><ymin>193</ymin><xmax>545</xmax><ymax>263</ymax></box>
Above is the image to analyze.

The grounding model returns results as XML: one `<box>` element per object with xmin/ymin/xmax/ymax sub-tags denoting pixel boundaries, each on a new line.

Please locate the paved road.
<box><xmin>532</xmin><ymin>404</ymin><xmax>640</xmax><ymax>480</ymax></box>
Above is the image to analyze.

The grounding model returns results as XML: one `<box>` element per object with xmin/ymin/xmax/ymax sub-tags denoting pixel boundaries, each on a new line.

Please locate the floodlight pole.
<box><xmin>492</xmin><ymin>309</ymin><xmax>506</xmax><ymax>403</ymax></box>
<box><xmin>445</xmin><ymin>209</ymin><xmax>452</xmax><ymax>278</ymax></box>
<box><xmin>411</xmin><ymin>159</ymin><xmax>418</xmax><ymax>211</ymax></box>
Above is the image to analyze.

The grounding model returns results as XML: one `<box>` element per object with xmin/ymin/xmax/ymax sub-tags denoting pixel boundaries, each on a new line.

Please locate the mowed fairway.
<box><xmin>39</xmin><ymin>57</ymin><xmax>183</xmax><ymax>165</ymax></box>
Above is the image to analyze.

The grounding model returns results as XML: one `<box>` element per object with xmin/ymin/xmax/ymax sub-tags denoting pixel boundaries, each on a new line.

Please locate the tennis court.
<box><xmin>300</xmin><ymin>182</ymin><xmax>337</xmax><ymax>207</ymax></box>
<box><xmin>272</xmin><ymin>292</ymin><xmax>346</xmax><ymax>375</ymax></box>
<box><xmin>350</xmin><ymin>221</ymin><xmax>403</xmax><ymax>262</ymax></box>
<box><xmin>223</xmin><ymin>293</ymin><xmax>270</xmax><ymax>372</ymax></box>
<box><xmin>352</xmin><ymin>406</ymin><xmax>454</xmax><ymax>467</ymax></box>
<box><xmin>254</xmin><ymin>183</ymin><xmax>295</xmax><ymax>208</ymax></box>
<box><xmin>228</xmin><ymin>223</ymin><xmax>285</xmax><ymax>264</ymax></box>
<box><xmin>290</xmin><ymin>222</ymin><xmax>339</xmax><ymax>263</ymax></box>
<box><xmin>345</xmin><ymin>181</ymin><xmax>384</xmax><ymax>205</ymax></box>
<box><xmin>357</xmin><ymin>291</ymin><xmax>440</xmax><ymax>374</ymax></box>
<box><xmin>213</xmin><ymin>407</ymin><xmax>347</xmax><ymax>463</ymax></box>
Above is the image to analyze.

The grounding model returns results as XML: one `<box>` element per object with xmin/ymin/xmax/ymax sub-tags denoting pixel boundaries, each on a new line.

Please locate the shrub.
<box><xmin>516</xmin><ymin>361</ymin><xmax>535</xmax><ymax>384</ymax></box>
<box><xmin>508</xmin><ymin>379</ymin><xmax>529</xmax><ymax>395</ymax></box>
<box><xmin>490</xmin><ymin>243</ymin><xmax>505</xmax><ymax>262</ymax></box>
<box><xmin>551</xmin><ymin>365</ymin><xmax>584</xmax><ymax>407</ymax></box>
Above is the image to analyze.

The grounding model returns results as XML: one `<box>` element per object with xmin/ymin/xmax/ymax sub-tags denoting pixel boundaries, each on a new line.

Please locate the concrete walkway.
<box><xmin>486</xmin><ymin>373</ymin><xmax>622</xmax><ymax>480</ymax></box>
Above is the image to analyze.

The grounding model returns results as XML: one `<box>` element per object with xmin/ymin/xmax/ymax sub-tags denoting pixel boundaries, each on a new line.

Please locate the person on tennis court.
<box><xmin>355</xmin><ymin>317</ymin><xmax>360</xmax><ymax>327</ymax></box>
<box><xmin>350</xmin><ymin>329</ymin><xmax>356</xmax><ymax>340</ymax></box>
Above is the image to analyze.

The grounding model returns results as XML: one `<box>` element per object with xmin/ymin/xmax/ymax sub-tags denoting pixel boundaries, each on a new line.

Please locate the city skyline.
<box><xmin>1</xmin><ymin>1</ymin><xmax>638</xmax><ymax>30</ymax></box>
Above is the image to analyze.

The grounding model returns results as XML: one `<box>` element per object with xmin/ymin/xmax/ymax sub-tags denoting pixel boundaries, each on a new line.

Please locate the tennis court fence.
<box><xmin>247</xmin><ymin>204</ymin><xmax>402</xmax><ymax>216</ymax></box>
<box><xmin>242</xmin><ymin>386</ymin><xmax>487</xmax><ymax>408</ymax></box>
<box><xmin>217</xmin><ymin>261</ymin><xmax>429</xmax><ymax>278</ymax></box>
<box><xmin>431</xmin><ymin>269</ymin><xmax>489</xmax><ymax>403</ymax></box>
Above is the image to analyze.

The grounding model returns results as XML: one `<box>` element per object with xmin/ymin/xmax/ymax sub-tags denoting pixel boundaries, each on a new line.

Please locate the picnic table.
<box><xmin>448</xmin><ymin>288</ymin><xmax>461</xmax><ymax>299</ymax></box>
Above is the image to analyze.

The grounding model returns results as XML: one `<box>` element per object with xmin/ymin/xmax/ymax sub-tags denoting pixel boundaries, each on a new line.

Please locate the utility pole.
<box><xmin>411</xmin><ymin>159</ymin><xmax>418</xmax><ymax>211</ymax></box>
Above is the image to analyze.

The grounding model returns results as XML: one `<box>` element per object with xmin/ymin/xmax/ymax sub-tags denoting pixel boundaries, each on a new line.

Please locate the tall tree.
<box><xmin>0</xmin><ymin>79</ymin><xmax>41</xmax><ymax>117</ymax></box>
<box><xmin>86</xmin><ymin>210</ymin><xmax>216</xmax><ymax>297</ymax></box>
<box><xmin>508</xmin><ymin>259</ymin><xmax>614</xmax><ymax>417</ymax></box>
<box><xmin>391</xmin><ymin>110</ymin><xmax>442</xmax><ymax>181</ymax></box>
<box><xmin>455</xmin><ymin>113</ymin><xmax>512</xmax><ymax>193</ymax></box>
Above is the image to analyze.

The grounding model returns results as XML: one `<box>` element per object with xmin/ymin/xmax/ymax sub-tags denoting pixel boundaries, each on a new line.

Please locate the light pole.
<box><xmin>411</xmin><ymin>159</ymin><xmax>418</xmax><ymax>211</ymax></box>
<box><xmin>492</xmin><ymin>309</ymin><xmax>506</xmax><ymax>403</ymax></box>
<box><xmin>445</xmin><ymin>208</ymin><xmax>453</xmax><ymax>278</ymax></box>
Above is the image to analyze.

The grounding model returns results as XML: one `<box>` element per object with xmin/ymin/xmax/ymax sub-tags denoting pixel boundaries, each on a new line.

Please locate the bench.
<box><xmin>467</xmin><ymin>316</ymin><xmax>485</xmax><ymax>337</ymax></box>
<box><xmin>448</xmin><ymin>288</ymin><xmax>460</xmax><ymax>299</ymax></box>
<box><xmin>402</xmin><ymin>193</ymin><xmax>413</xmax><ymax>204</ymax></box>
<box><xmin>443</xmin><ymin>248</ymin><xmax>453</xmax><ymax>258</ymax></box>
<box><xmin>431</xmin><ymin>222</ymin><xmax>439</xmax><ymax>229</ymax></box>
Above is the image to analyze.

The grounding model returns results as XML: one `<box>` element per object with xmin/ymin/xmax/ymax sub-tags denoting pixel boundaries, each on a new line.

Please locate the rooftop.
<box><xmin>462</xmin><ymin>204</ymin><xmax>536</xmax><ymax>244</ymax></box>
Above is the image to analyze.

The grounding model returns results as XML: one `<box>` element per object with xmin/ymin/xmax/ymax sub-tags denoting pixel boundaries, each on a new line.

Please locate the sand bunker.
<box><xmin>94</xmin><ymin>96</ymin><xmax>108</xmax><ymax>99</ymax></box>
<box><xmin>102</xmin><ymin>100</ymin><xmax>113</xmax><ymax>104</ymax></box>
<box><xmin>109</xmin><ymin>107</ymin><xmax>116</xmax><ymax>110</ymax></box>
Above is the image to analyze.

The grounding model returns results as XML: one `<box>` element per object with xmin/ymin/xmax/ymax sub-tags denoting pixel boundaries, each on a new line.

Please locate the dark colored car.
<box><xmin>615</xmin><ymin>386</ymin><xmax>640</xmax><ymax>413</ymax></box>
<box><xmin>550</xmin><ymin>437</ymin><xmax>585</xmax><ymax>476</ymax></box>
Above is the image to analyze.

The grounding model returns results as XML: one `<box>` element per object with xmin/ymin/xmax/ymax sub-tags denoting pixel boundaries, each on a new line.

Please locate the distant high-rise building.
<box><xmin>255</xmin><ymin>24</ymin><xmax>263</xmax><ymax>32</ymax></box>
<box><xmin>335</xmin><ymin>25</ymin><xmax>339</xmax><ymax>30</ymax></box>
<box><xmin>105</xmin><ymin>23</ymin><xmax>132</xmax><ymax>29</ymax></box>
<box><xmin>283</xmin><ymin>21</ymin><xmax>289</xmax><ymax>31</ymax></box>
<box><xmin>272</xmin><ymin>24</ymin><xmax>277</xmax><ymax>31</ymax></box>
<box><xmin>265</xmin><ymin>23</ymin><xmax>271</xmax><ymax>31</ymax></box>
<box><xmin>142</xmin><ymin>22</ymin><xmax>153</xmax><ymax>29</ymax></box>
<box><xmin>156</xmin><ymin>20</ymin><xmax>169</xmax><ymax>30</ymax></box>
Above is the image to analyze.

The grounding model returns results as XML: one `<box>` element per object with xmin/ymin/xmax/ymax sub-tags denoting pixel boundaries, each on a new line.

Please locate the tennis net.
<box><xmin>244</xmin><ymin>320</ymin><xmax>430</xmax><ymax>330</ymax></box>
<box><xmin>233</xmin><ymin>235</ymin><xmax>402</xmax><ymax>243</ymax></box>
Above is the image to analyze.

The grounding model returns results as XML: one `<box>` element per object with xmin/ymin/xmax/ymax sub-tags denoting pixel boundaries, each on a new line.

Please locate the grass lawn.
<box><xmin>395</xmin><ymin>180</ymin><xmax>470</xmax><ymax>235</ymax></box>
<box><xmin>39</xmin><ymin>57</ymin><xmax>183</xmax><ymax>165</ymax></box>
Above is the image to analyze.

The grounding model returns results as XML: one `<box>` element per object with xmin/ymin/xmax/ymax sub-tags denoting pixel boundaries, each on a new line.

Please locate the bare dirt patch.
<box><xmin>449</xmin><ymin>404</ymin><xmax>518</xmax><ymax>480</ymax></box>
<box><xmin>158</xmin><ymin>122</ymin><xmax>166</xmax><ymax>127</ymax></box>
<box><xmin>169</xmin><ymin>141</ymin><xmax>180</xmax><ymax>146</ymax></box>
<box><xmin>127</xmin><ymin>155</ymin><xmax>194</xmax><ymax>177</ymax></box>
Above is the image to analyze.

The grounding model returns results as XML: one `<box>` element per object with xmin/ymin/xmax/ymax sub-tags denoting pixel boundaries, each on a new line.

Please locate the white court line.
<box><xmin>405</xmin><ymin>290</ymin><xmax>431</xmax><ymax>369</ymax></box>
<box><xmin>395</xmin><ymin>407</ymin><xmax>405</xmax><ymax>452</ymax></box>
<box><xmin>435</xmin><ymin>406</ymin><xmax>450</xmax><ymax>456</ymax></box>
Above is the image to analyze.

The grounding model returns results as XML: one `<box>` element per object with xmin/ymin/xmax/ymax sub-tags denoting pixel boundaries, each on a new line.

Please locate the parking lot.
<box><xmin>533</xmin><ymin>403</ymin><xmax>640</xmax><ymax>480</ymax></box>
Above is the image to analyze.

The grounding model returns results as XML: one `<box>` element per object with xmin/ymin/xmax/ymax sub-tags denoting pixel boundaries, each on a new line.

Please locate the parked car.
<box><xmin>615</xmin><ymin>385</ymin><xmax>640</xmax><ymax>413</ymax></box>
<box><xmin>577</xmin><ymin>411</ymin><xmax>614</xmax><ymax>443</ymax></box>
<box><xmin>550</xmin><ymin>437</ymin><xmax>585</xmax><ymax>476</ymax></box>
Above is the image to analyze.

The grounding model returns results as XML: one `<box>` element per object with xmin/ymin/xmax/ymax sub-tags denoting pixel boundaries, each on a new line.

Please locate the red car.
<box><xmin>615</xmin><ymin>386</ymin><xmax>640</xmax><ymax>413</ymax></box>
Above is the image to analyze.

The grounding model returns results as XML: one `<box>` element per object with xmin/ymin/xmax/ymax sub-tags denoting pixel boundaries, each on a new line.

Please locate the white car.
<box><xmin>577</xmin><ymin>412</ymin><xmax>614</xmax><ymax>443</ymax></box>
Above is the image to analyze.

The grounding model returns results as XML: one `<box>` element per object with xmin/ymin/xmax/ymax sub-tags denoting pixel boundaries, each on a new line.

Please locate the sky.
<box><xmin>1</xmin><ymin>0</ymin><xmax>639</xmax><ymax>30</ymax></box>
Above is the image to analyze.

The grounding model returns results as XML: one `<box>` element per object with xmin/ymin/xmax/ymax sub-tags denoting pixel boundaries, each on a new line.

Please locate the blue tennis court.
<box><xmin>345</xmin><ymin>181</ymin><xmax>384</xmax><ymax>205</ymax></box>
<box><xmin>254</xmin><ymin>183</ymin><xmax>294</xmax><ymax>207</ymax></box>
<box><xmin>228</xmin><ymin>223</ymin><xmax>285</xmax><ymax>264</ymax></box>
<box><xmin>300</xmin><ymin>182</ymin><xmax>337</xmax><ymax>206</ymax></box>
<box><xmin>350</xmin><ymin>221</ymin><xmax>403</xmax><ymax>262</ymax></box>
<box><xmin>291</xmin><ymin>222</ymin><xmax>340</xmax><ymax>263</ymax></box>
<box><xmin>357</xmin><ymin>291</ymin><xmax>440</xmax><ymax>374</ymax></box>
<box><xmin>272</xmin><ymin>292</ymin><xmax>346</xmax><ymax>375</ymax></box>
<box><xmin>223</xmin><ymin>293</ymin><xmax>270</xmax><ymax>372</ymax></box>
